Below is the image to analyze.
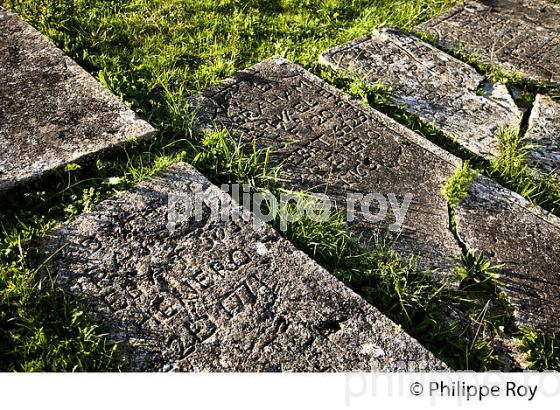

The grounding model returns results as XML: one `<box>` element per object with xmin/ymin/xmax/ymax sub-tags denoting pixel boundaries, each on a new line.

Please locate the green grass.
<box><xmin>442</xmin><ymin>162</ymin><xmax>477</xmax><ymax>207</ymax></box>
<box><xmin>518</xmin><ymin>327</ymin><xmax>560</xmax><ymax>371</ymax></box>
<box><xmin>5</xmin><ymin>0</ymin><xmax>460</xmax><ymax>123</ymax></box>
<box><xmin>0</xmin><ymin>0</ymin><xmax>461</xmax><ymax>371</ymax></box>
<box><xmin>410</xmin><ymin>34</ymin><xmax>560</xmax><ymax>215</ymax></box>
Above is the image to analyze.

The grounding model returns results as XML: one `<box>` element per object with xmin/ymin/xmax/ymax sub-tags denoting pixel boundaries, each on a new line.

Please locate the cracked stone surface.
<box><xmin>525</xmin><ymin>95</ymin><xmax>560</xmax><ymax>178</ymax></box>
<box><xmin>190</xmin><ymin>57</ymin><xmax>463</xmax><ymax>273</ymax></box>
<box><xmin>417</xmin><ymin>0</ymin><xmax>560</xmax><ymax>86</ymax></box>
<box><xmin>455</xmin><ymin>175</ymin><xmax>560</xmax><ymax>332</ymax></box>
<box><xmin>0</xmin><ymin>8</ymin><xmax>154</xmax><ymax>192</ymax></box>
<box><xmin>41</xmin><ymin>163</ymin><xmax>446</xmax><ymax>371</ymax></box>
<box><xmin>320</xmin><ymin>28</ymin><xmax>522</xmax><ymax>160</ymax></box>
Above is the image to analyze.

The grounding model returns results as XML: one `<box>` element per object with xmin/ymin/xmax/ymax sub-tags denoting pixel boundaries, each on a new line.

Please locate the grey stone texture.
<box><xmin>42</xmin><ymin>163</ymin><xmax>446</xmax><ymax>371</ymax></box>
<box><xmin>455</xmin><ymin>175</ymin><xmax>560</xmax><ymax>332</ymax></box>
<box><xmin>0</xmin><ymin>8</ymin><xmax>154</xmax><ymax>192</ymax></box>
<box><xmin>525</xmin><ymin>95</ymin><xmax>560</xmax><ymax>178</ymax></box>
<box><xmin>319</xmin><ymin>28</ymin><xmax>522</xmax><ymax>160</ymax></box>
<box><xmin>417</xmin><ymin>0</ymin><xmax>560</xmax><ymax>86</ymax></box>
<box><xmin>190</xmin><ymin>57</ymin><xmax>464</xmax><ymax>273</ymax></box>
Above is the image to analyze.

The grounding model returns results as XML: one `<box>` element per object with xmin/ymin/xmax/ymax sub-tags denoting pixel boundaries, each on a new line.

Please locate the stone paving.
<box><xmin>319</xmin><ymin>28</ymin><xmax>522</xmax><ymax>160</ymax></box>
<box><xmin>42</xmin><ymin>163</ymin><xmax>446</xmax><ymax>371</ymax></box>
<box><xmin>417</xmin><ymin>0</ymin><xmax>560</xmax><ymax>86</ymax></box>
<box><xmin>190</xmin><ymin>57</ymin><xmax>464</xmax><ymax>273</ymax></box>
<box><xmin>0</xmin><ymin>8</ymin><xmax>154</xmax><ymax>193</ymax></box>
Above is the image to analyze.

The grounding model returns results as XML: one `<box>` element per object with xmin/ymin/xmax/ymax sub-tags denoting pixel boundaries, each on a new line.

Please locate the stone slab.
<box><xmin>417</xmin><ymin>0</ymin><xmax>560</xmax><ymax>86</ymax></box>
<box><xmin>456</xmin><ymin>175</ymin><xmax>560</xmax><ymax>332</ymax></box>
<box><xmin>41</xmin><ymin>162</ymin><xmax>446</xmax><ymax>371</ymax></box>
<box><xmin>0</xmin><ymin>8</ymin><xmax>154</xmax><ymax>192</ymax></box>
<box><xmin>525</xmin><ymin>95</ymin><xmax>560</xmax><ymax>178</ymax></box>
<box><xmin>190</xmin><ymin>57</ymin><xmax>463</xmax><ymax>273</ymax></box>
<box><xmin>319</xmin><ymin>28</ymin><xmax>522</xmax><ymax>160</ymax></box>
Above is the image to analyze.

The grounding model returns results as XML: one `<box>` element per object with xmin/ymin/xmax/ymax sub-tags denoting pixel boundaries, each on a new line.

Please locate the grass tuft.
<box><xmin>489</xmin><ymin>126</ymin><xmax>560</xmax><ymax>214</ymax></box>
<box><xmin>518</xmin><ymin>328</ymin><xmax>560</xmax><ymax>371</ymax></box>
<box><xmin>443</xmin><ymin>162</ymin><xmax>477</xmax><ymax>207</ymax></box>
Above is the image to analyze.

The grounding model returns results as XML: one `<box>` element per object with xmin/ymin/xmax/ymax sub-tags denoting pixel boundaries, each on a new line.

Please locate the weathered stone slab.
<box><xmin>0</xmin><ymin>8</ymin><xmax>154</xmax><ymax>192</ymax></box>
<box><xmin>417</xmin><ymin>0</ymin><xmax>560</xmax><ymax>86</ymax></box>
<box><xmin>456</xmin><ymin>175</ymin><xmax>560</xmax><ymax>332</ymax></box>
<box><xmin>319</xmin><ymin>28</ymin><xmax>522</xmax><ymax>160</ymax></box>
<box><xmin>525</xmin><ymin>95</ymin><xmax>560</xmax><ymax>178</ymax></box>
<box><xmin>42</xmin><ymin>163</ymin><xmax>446</xmax><ymax>371</ymax></box>
<box><xmin>190</xmin><ymin>57</ymin><xmax>463</xmax><ymax>273</ymax></box>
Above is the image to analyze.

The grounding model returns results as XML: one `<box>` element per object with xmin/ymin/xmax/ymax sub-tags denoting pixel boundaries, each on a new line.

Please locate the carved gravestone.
<box><xmin>42</xmin><ymin>163</ymin><xmax>446</xmax><ymax>371</ymax></box>
<box><xmin>320</xmin><ymin>28</ymin><xmax>522</xmax><ymax>160</ymax></box>
<box><xmin>417</xmin><ymin>0</ymin><xmax>560</xmax><ymax>86</ymax></box>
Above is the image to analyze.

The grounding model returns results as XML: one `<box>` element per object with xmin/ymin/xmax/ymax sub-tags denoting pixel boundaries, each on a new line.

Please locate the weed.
<box><xmin>455</xmin><ymin>251</ymin><xmax>501</xmax><ymax>292</ymax></box>
<box><xmin>518</xmin><ymin>328</ymin><xmax>560</xmax><ymax>371</ymax></box>
<box><xmin>489</xmin><ymin>127</ymin><xmax>560</xmax><ymax>214</ymax></box>
<box><xmin>443</xmin><ymin>162</ymin><xmax>477</xmax><ymax>207</ymax></box>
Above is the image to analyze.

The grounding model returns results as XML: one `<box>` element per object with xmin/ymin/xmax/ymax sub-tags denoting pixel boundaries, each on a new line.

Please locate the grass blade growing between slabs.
<box><xmin>488</xmin><ymin>126</ymin><xmax>560</xmax><ymax>214</ymax></box>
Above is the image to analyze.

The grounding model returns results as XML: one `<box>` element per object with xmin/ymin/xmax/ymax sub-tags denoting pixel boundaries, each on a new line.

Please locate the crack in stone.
<box><xmin>518</xmin><ymin>94</ymin><xmax>537</xmax><ymax>137</ymax></box>
<box><xmin>446</xmin><ymin>199</ymin><xmax>468</xmax><ymax>255</ymax></box>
